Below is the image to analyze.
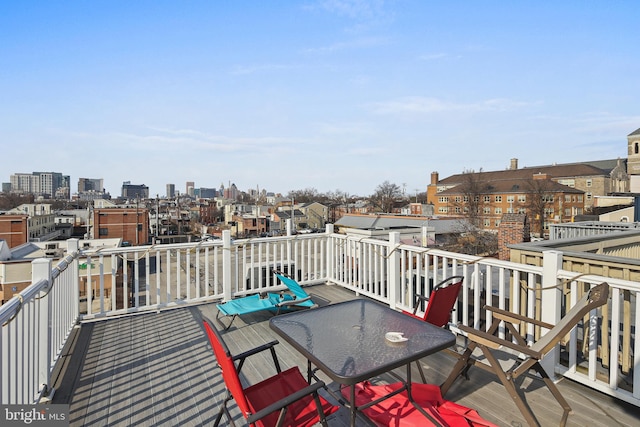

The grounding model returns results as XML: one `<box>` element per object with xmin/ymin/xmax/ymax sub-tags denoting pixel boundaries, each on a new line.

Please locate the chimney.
<box><xmin>430</xmin><ymin>172</ymin><xmax>439</xmax><ymax>185</ymax></box>
<box><xmin>533</xmin><ymin>172</ymin><xmax>548</xmax><ymax>180</ymax></box>
<box><xmin>510</xmin><ymin>158</ymin><xmax>518</xmax><ymax>170</ymax></box>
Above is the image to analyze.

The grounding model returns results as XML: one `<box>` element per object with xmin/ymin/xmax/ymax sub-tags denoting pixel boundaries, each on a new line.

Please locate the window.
<box><xmin>438</xmin><ymin>196</ymin><xmax>449</xmax><ymax>203</ymax></box>
<box><xmin>483</xmin><ymin>195</ymin><xmax>491</xmax><ymax>203</ymax></box>
<box><xmin>483</xmin><ymin>207</ymin><xmax>491</xmax><ymax>214</ymax></box>
<box><xmin>455</xmin><ymin>196</ymin><xmax>461</xmax><ymax>203</ymax></box>
<box><xmin>565</xmin><ymin>208</ymin><xmax>571</xmax><ymax>216</ymax></box>
<box><xmin>506</xmin><ymin>195</ymin><xmax>515</xmax><ymax>203</ymax></box>
<box><xmin>455</xmin><ymin>207</ymin><xmax>461</xmax><ymax>213</ymax></box>
<box><xmin>495</xmin><ymin>195</ymin><xmax>502</xmax><ymax>202</ymax></box>
<box><xmin>495</xmin><ymin>207</ymin><xmax>502</xmax><ymax>214</ymax></box>
<box><xmin>99</xmin><ymin>228</ymin><xmax>108</xmax><ymax>236</ymax></box>
<box><xmin>483</xmin><ymin>219</ymin><xmax>491</xmax><ymax>227</ymax></box>
<box><xmin>518</xmin><ymin>195</ymin><xmax>526</xmax><ymax>203</ymax></box>
<box><xmin>565</xmin><ymin>195</ymin><xmax>571</xmax><ymax>202</ymax></box>
<box><xmin>586</xmin><ymin>192</ymin><xmax>592</xmax><ymax>200</ymax></box>
<box><xmin>577</xmin><ymin>195</ymin><xmax>583</xmax><ymax>202</ymax></box>
<box><xmin>495</xmin><ymin>219</ymin><xmax>501</xmax><ymax>226</ymax></box>
<box><xmin>586</xmin><ymin>179</ymin><xmax>592</xmax><ymax>187</ymax></box>
<box><xmin>463</xmin><ymin>196</ymin><xmax>469</xmax><ymax>202</ymax></box>
<box><xmin>507</xmin><ymin>207</ymin><xmax>514</xmax><ymax>214</ymax></box>
<box><xmin>438</xmin><ymin>207</ymin><xmax>448</xmax><ymax>213</ymax></box>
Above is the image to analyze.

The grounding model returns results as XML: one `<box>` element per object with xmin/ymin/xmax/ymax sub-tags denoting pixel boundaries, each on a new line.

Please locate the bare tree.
<box><xmin>524</xmin><ymin>178</ymin><xmax>555</xmax><ymax>238</ymax></box>
<box><xmin>441</xmin><ymin>220</ymin><xmax>498</xmax><ymax>256</ymax></box>
<box><xmin>451</xmin><ymin>171</ymin><xmax>484</xmax><ymax>228</ymax></box>
<box><xmin>287</xmin><ymin>188</ymin><xmax>322</xmax><ymax>203</ymax></box>
<box><xmin>370</xmin><ymin>181</ymin><xmax>404</xmax><ymax>213</ymax></box>
<box><xmin>0</xmin><ymin>193</ymin><xmax>35</xmax><ymax>210</ymax></box>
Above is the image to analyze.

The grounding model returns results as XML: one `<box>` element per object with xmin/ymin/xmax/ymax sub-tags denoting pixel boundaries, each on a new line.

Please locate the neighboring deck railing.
<box><xmin>1</xmin><ymin>225</ymin><xmax>639</xmax><ymax>408</ymax></box>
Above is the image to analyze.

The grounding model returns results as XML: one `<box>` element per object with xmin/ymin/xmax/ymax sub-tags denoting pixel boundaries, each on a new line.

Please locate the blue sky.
<box><xmin>1</xmin><ymin>1</ymin><xmax>639</xmax><ymax>198</ymax></box>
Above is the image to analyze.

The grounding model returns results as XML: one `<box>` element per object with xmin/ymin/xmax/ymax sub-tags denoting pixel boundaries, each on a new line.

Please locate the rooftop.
<box><xmin>51</xmin><ymin>284</ymin><xmax>640</xmax><ymax>426</ymax></box>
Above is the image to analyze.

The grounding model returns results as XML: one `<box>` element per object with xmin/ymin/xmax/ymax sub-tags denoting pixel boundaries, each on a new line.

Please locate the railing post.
<box><xmin>326</xmin><ymin>224</ymin><xmax>334</xmax><ymax>281</ymax></box>
<box><xmin>32</xmin><ymin>258</ymin><xmax>52</xmax><ymax>400</ymax></box>
<box><xmin>541</xmin><ymin>250</ymin><xmax>563</xmax><ymax>379</ymax></box>
<box><xmin>388</xmin><ymin>232</ymin><xmax>401</xmax><ymax>309</ymax></box>
<box><xmin>67</xmin><ymin>239</ymin><xmax>80</xmax><ymax>318</ymax></box>
<box><xmin>222</xmin><ymin>230</ymin><xmax>232</xmax><ymax>302</ymax></box>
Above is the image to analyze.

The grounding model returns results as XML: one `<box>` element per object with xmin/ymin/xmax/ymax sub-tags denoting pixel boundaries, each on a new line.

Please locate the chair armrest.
<box><xmin>232</xmin><ymin>340</ymin><xmax>279</xmax><ymax>362</ymax></box>
<box><xmin>458</xmin><ymin>324</ymin><xmax>543</xmax><ymax>359</ymax></box>
<box><xmin>276</xmin><ymin>296</ymin><xmax>312</xmax><ymax>307</ymax></box>
<box><xmin>408</xmin><ymin>293</ymin><xmax>430</xmax><ymax>315</ymax></box>
<box><xmin>246</xmin><ymin>381</ymin><xmax>326</xmax><ymax>424</ymax></box>
<box><xmin>484</xmin><ymin>306</ymin><xmax>555</xmax><ymax>330</ymax></box>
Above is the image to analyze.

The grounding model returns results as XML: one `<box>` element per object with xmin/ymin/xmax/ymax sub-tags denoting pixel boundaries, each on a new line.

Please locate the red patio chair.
<box><xmin>202</xmin><ymin>317</ymin><xmax>339</xmax><ymax>427</ymax></box>
<box><xmin>403</xmin><ymin>275</ymin><xmax>464</xmax><ymax>382</ymax></box>
<box><xmin>341</xmin><ymin>381</ymin><xmax>498</xmax><ymax>427</ymax></box>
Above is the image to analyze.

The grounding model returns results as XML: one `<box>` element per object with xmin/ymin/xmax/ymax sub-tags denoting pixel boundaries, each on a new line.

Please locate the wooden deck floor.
<box><xmin>52</xmin><ymin>283</ymin><xmax>640</xmax><ymax>426</ymax></box>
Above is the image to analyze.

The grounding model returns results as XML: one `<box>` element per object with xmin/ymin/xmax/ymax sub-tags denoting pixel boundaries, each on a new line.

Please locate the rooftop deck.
<box><xmin>52</xmin><ymin>283</ymin><xmax>640</xmax><ymax>427</ymax></box>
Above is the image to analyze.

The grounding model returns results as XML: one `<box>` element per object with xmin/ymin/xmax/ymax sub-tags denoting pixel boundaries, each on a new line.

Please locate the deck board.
<box><xmin>54</xmin><ymin>283</ymin><xmax>640</xmax><ymax>426</ymax></box>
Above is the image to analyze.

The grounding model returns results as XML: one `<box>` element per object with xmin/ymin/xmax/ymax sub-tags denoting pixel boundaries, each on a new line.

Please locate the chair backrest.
<box><xmin>531</xmin><ymin>282</ymin><xmax>609</xmax><ymax>355</ymax></box>
<box><xmin>423</xmin><ymin>276</ymin><xmax>464</xmax><ymax>327</ymax></box>
<box><xmin>202</xmin><ymin>318</ymin><xmax>251</xmax><ymax>416</ymax></box>
<box><xmin>274</xmin><ymin>271</ymin><xmax>309</xmax><ymax>301</ymax></box>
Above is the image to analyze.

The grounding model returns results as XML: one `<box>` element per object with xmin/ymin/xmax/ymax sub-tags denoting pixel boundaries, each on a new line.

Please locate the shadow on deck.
<box><xmin>52</xmin><ymin>284</ymin><xmax>640</xmax><ymax>426</ymax></box>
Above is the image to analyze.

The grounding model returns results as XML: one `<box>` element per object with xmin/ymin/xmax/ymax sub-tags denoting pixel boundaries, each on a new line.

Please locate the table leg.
<box><xmin>349</xmin><ymin>384</ymin><xmax>357</xmax><ymax>427</ymax></box>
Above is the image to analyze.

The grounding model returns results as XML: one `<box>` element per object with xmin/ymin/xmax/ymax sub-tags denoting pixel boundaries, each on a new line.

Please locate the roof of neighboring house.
<box><xmin>274</xmin><ymin>209</ymin><xmax>304</xmax><ymax>220</ymax></box>
<box><xmin>438</xmin><ymin>162</ymin><xmax>610</xmax><ymax>187</ymax></box>
<box><xmin>334</xmin><ymin>214</ymin><xmax>464</xmax><ymax>234</ymax></box>
<box><xmin>436</xmin><ymin>177</ymin><xmax>584</xmax><ymax>195</ymax></box>
<box><xmin>629</xmin><ymin>128</ymin><xmax>640</xmax><ymax>136</ymax></box>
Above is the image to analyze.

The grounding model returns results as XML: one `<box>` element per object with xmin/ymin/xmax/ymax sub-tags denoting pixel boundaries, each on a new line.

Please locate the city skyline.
<box><xmin>1</xmin><ymin>1</ymin><xmax>639</xmax><ymax>197</ymax></box>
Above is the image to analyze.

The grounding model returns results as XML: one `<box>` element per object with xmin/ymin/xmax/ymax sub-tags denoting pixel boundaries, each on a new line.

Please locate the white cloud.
<box><xmin>230</xmin><ymin>63</ymin><xmax>299</xmax><ymax>75</ymax></box>
<box><xmin>315</xmin><ymin>0</ymin><xmax>388</xmax><ymax>20</ymax></box>
<box><xmin>303</xmin><ymin>36</ymin><xmax>388</xmax><ymax>54</ymax></box>
<box><xmin>370</xmin><ymin>96</ymin><xmax>533</xmax><ymax>115</ymax></box>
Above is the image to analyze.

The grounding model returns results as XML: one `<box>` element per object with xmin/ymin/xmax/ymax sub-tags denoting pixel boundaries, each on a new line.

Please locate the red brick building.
<box><xmin>0</xmin><ymin>214</ymin><xmax>28</xmax><ymax>248</ymax></box>
<box><xmin>93</xmin><ymin>208</ymin><xmax>149</xmax><ymax>245</ymax></box>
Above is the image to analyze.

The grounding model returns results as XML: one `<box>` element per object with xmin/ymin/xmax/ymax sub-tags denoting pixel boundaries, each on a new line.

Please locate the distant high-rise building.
<box><xmin>121</xmin><ymin>181</ymin><xmax>149</xmax><ymax>199</ymax></box>
<box><xmin>10</xmin><ymin>171</ymin><xmax>69</xmax><ymax>198</ymax></box>
<box><xmin>223</xmin><ymin>183</ymin><xmax>239</xmax><ymax>200</ymax></box>
<box><xmin>78</xmin><ymin>178</ymin><xmax>104</xmax><ymax>192</ymax></box>
<box><xmin>186</xmin><ymin>181</ymin><xmax>195</xmax><ymax>198</ymax></box>
<box><xmin>199</xmin><ymin>187</ymin><xmax>217</xmax><ymax>199</ymax></box>
<box><xmin>77</xmin><ymin>178</ymin><xmax>107</xmax><ymax>201</ymax></box>
<box><xmin>166</xmin><ymin>184</ymin><xmax>175</xmax><ymax>198</ymax></box>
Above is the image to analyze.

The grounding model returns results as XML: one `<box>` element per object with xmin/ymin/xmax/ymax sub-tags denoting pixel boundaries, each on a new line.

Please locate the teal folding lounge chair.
<box><xmin>216</xmin><ymin>269</ymin><xmax>315</xmax><ymax>329</ymax></box>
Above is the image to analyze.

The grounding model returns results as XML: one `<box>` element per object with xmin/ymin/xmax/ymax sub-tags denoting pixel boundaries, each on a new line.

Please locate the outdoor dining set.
<box><xmin>202</xmin><ymin>270</ymin><xmax>609</xmax><ymax>427</ymax></box>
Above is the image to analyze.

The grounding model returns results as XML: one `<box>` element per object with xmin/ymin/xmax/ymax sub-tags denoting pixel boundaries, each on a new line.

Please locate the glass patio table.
<box><xmin>269</xmin><ymin>298</ymin><xmax>456</xmax><ymax>426</ymax></box>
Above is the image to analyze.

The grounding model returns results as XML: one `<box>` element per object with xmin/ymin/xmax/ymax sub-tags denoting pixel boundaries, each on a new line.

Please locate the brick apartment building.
<box><xmin>93</xmin><ymin>207</ymin><xmax>150</xmax><ymax>245</ymax></box>
<box><xmin>427</xmin><ymin>160</ymin><xmax>594</xmax><ymax>236</ymax></box>
<box><xmin>0</xmin><ymin>214</ymin><xmax>28</xmax><ymax>248</ymax></box>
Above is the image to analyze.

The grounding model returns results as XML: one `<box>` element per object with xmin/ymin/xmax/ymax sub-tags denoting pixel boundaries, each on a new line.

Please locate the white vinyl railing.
<box><xmin>0</xmin><ymin>240</ymin><xmax>80</xmax><ymax>405</ymax></box>
<box><xmin>1</xmin><ymin>225</ymin><xmax>638</xmax><ymax>407</ymax></box>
